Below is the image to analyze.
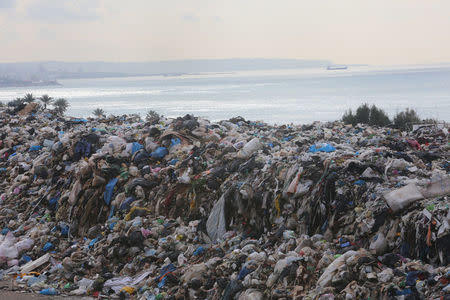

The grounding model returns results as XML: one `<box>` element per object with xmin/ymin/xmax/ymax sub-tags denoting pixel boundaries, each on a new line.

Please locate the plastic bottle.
<box><xmin>42</xmin><ymin>242</ymin><xmax>54</xmax><ymax>252</ymax></box>
<box><xmin>43</xmin><ymin>139</ymin><xmax>55</xmax><ymax>148</ymax></box>
<box><xmin>27</xmin><ymin>275</ymin><xmax>47</xmax><ymax>287</ymax></box>
<box><xmin>384</xmin><ymin>184</ymin><xmax>424</xmax><ymax>212</ymax></box>
<box><xmin>237</xmin><ymin>138</ymin><xmax>262</xmax><ymax>158</ymax></box>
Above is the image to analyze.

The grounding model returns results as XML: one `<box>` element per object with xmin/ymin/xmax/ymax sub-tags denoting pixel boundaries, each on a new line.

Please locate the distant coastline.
<box><xmin>0</xmin><ymin>79</ymin><xmax>60</xmax><ymax>88</ymax></box>
<box><xmin>0</xmin><ymin>65</ymin><xmax>449</xmax><ymax>124</ymax></box>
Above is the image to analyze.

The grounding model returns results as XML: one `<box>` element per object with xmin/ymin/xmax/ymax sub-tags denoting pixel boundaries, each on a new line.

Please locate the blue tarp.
<box><xmin>71</xmin><ymin>118</ymin><xmax>88</xmax><ymax>123</ymax></box>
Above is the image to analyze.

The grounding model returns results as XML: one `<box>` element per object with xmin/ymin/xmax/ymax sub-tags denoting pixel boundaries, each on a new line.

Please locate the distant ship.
<box><xmin>327</xmin><ymin>65</ymin><xmax>348</xmax><ymax>70</ymax></box>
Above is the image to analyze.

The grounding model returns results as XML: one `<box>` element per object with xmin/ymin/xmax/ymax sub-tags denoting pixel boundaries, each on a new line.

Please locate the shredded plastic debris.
<box><xmin>0</xmin><ymin>104</ymin><xmax>449</xmax><ymax>299</ymax></box>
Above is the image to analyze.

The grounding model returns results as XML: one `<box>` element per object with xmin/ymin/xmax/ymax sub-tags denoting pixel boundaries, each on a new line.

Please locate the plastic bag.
<box><xmin>206</xmin><ymin>193</ymin><xmax>227</xmax><ymax>242</ymax></box>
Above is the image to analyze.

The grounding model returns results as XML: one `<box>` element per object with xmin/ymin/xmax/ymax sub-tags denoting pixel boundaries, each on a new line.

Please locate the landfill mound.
<box><xmin>0</xmin><ymin>104</ymin><xmax>449</xmax><ymax>299</ymax></box>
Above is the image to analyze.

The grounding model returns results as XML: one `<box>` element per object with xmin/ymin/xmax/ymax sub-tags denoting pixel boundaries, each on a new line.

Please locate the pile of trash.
<box><xmin>0</xmin><ymin>103</ymin><xmax>449</xmax><ymax>299</ymax></box>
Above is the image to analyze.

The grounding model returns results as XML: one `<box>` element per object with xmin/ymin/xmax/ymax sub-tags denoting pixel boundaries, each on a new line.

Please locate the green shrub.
<box><xmin>369</xmin><ymin>105</ymin><xmax>390</xmax><ymax>126</ymax></box>
<box><xmin>394</xmin><ymin>108</ymin><xmax>421</xmax><ymax>131</ymax></box>
<box><xmin>342</xmin><ymin>109</ymin><xmax>356</xmax><ymax>125</ymax></box>
<box><xmin>355</xmin><ymin>103</ymin><xmax>370</xmax><ymax>124</ymax></box>
<box><xmin>8</xmin><ymin>98</ymin><xmax>25</xmax><ymax>107</ymax></box>
<box><xmin>342</xmin><ymin>103</ymin><xmax>391</xmax><ymax>126</ymax></box>
<box><xmin>422</xmin><ymin>118</ymin><xmax>437</xmax><ymax>124</ymax></box>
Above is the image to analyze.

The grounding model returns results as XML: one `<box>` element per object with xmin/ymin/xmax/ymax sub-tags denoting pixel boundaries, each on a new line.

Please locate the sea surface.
<box><xmin>1</xmin><ymin>64</ymin><xmax>449</xmax><ymax>124</ymax></box>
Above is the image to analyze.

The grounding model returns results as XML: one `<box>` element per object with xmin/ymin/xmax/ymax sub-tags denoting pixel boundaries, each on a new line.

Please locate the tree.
<box><xmin>355</xmin><ymin>103</ymin><xmax>370</xmax><ymax>124</ymax></box>
<box><xmin>93</xmin><ymin>108</ymin><xmax>105</xmax><ymax>118</ymax></box>
<box><xmin>8</xmin><ymin>97</ymin><xmax>25</xmax><ymax>107</ymax></box>
<box><xmin>342</xmin><ymin>103</ymin><xmax>391</xmax><ymax>127</ymax></box>
<box><xmin>394</xmin><ymin>108</ymin><xmax>420</xmax><ymax>131</ymax></box>
<box><xmin>341</xmin><ymin>109</ymin><xmax>356</xmax><ymax>125</ymax></box>
<box><xmin>146</xmin><ymin>110</ymin><xmax>160</xmax><ymax>124</ymax></box>
<box><xmin>369</xmin><ymin>105</ymin><xmax>390</xmax><ymax>126</ymax></box>
<box><xmin>23</xmin><ymin>93</ymin><xmax>35</xmax><ymax>103</ymax></box>
<box><xmin>39</xmin><ymin>94</ymin><xmax>53</xmax><ymax>110</ymax></box>
<box><xmin>53</xmin><ymin>98</ymin><xmax>70</xmax><ymax>115</ymax></box>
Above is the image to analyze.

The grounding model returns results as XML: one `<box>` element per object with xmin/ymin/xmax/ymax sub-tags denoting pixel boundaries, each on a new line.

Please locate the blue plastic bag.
<box><xmin>71</xmin><ymin>118</ymin><xmax>88</xmax><ymax>123</ymax></box>
<box><xmin>405</xmin><ymin>271</ymin><xmax>419</xmax><ymax>286</ymax></box>
<box><xmin>193</xmin><ymin>246</ymin><xmax>205</xmax><ymax>256</ymax></box>
<box><xmin>308</xmin><ymin>143</ymin><xmax>336</xmax><ymax>153</ymax></box>
<box><xmin>104</xmin><ymin>177</ymin><xmax>118</xmax><ymax>205</ymax></box>
<box><xmin>170</xmin><ymin>138</ymin><xmax>181</xmax><ymax>147</ymax></box>
<box><xmin>169</xmin><ymin>159</ymin><xmax>179</xmax><ymax>166</ymax></box>
<box><xmin>238</xmin><ymin>266</ymin><xmax>252</xmax><ymax>280</ymax></box>
<box><xmin>29</xmin><ymin>145</ymin><xmax>42</xmax><ymax>152</ymax></box>
<box><xmin>40</xmin><ymin>288</ymin><xmax>59</xmax><ymax>295</ymax></box>
<box><xmin>157</xmin><ymin>263</ymin><xmax>176</xmax><ymax>287</ymax></box>
<box><xmin>60</xmin><ymin>224</ymin><xmax>69</xmax><ymax>237</ymax></box>
<box><xmin>89</xmin><ymin>238</ymin><xmax>98</xmax><ymax>248</ymax></box>
<box><xmin>48</xmin><ymin>196</ymin><xmax>59</xmax><ymax>210</ymax></box>
<box><xmin>131</xmin><ymin>142</ymin><xmax>144</xmax><ymax>154</ymax></box>
<box><xmin>151</xmin><ymin>147</ymin><xmax>168</xmax><ymax>159</ymax></box>
<box><xmin>119</xmin><ymin>196</ymin><xmax>136</xmax><ymax>211</ymax></box>
<box><xmin>340</xmin><ymin>242</ymin><xmax>351</xmax><ymax>248</ymax></box>
<box><xmin>42</xmin><ymin>242</ymin><xmax>54</xmax><ymax>252</ymax></box>
<box><xmin>395</xmin><ymin>288</ymin><xmax>412</xmax><ymax>296</ymax></box>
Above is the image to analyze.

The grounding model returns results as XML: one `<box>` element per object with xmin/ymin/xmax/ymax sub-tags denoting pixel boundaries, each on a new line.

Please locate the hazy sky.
<box><xmin>1</xmin><ymin>0</ymin><xmax>450</xmax><ymax>65</ymax></box>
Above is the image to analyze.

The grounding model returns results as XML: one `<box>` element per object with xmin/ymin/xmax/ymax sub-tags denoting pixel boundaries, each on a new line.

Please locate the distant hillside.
<box><xmin>0</xmin><ymin>59</ymin><xmax>331</xmax><ymax>81</ymax></box>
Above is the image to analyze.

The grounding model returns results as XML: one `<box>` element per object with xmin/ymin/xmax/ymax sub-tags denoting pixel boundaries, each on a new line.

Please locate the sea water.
<box><xmin>1</xmin><ymin>64</ymin><xmax>449</xmax><ymax>124</ymax></box>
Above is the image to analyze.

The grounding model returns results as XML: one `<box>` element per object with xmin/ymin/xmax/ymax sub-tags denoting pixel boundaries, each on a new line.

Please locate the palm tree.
<box><xmin>146</xmin><ymin>110</ymin><xmax>160</xmax><ymax>124</ymax></box>
<box><xmin>39</xmin><ymin>94</ymin><xmax>53</xmax><ymax>110</ymax></box>
<box><xmin>53</xmin><ymin>98</ymin><xmax>70</xmax><ymax>115</ymax></box>
<box><xmin>23</xmin><ymin>93</ymin><xmax>35</xmax><ymax>103</ymax></box>
<box><xmin>93</xmin><ymin>108</ymin><xmax>105</xmax><ymax>118</ymax></box>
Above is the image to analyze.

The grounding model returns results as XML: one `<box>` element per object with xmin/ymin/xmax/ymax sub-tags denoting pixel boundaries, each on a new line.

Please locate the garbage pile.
<box><xmin>0</xmin><ymin>104</ymin><xmax>449</xmax><ymax>299</ymax></box>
